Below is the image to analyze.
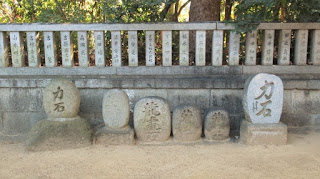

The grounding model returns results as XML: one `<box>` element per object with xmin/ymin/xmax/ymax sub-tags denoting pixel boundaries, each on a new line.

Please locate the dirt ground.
<box><xmin>0</xmin><ymin>127</ymin><xmax>319</xmax><ymax>179</ymax></box>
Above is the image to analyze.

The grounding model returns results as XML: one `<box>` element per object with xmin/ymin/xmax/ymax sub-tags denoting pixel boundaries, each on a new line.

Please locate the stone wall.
<box><xmin>0</xmin><ymin>66</ymin><xmax>319</xmax><ymax>141</ymax></box>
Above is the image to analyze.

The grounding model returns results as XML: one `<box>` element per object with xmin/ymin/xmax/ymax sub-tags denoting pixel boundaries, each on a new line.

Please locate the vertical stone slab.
<box><xmin>262</xmin><ymin>30</ymin><xmax>275</xmax><ymax>65</ymax></box>
<box><xmin>26</xmin><ymin>32</ymin><xmax>40</xmax><ymax>67</ymax></box>
<box><xmin>94</xmin><ymin>31</ymin><xmax>105</xmax><ymax>67</ymax></box>
<box><xmin>128</xmin><ymin>31</ymin><xmax>138</xmax><ymax>66</ymax></box>
<box><xmin>245</xmin><ymin>31</ymin><xmax>257</xmax><ymax>65</ymax></box>
<box><xmin>278</xmin><ymin>30</ymin><xmax>291</xmax><ymax>65</ymax></box>
<box><xmin>243</xmin><ymin>73</ymin><xmax>284</xmax><ymax>124</ymax></box>
<box><xmin>102</xmin><ymin>90</ymin><xmax>130</xmax><ymax>129</ymax></box>
<box><xmin>228</xmin><ymin>31</ymin><xmax>240</xmax><ymax>65</ymax></box>
<box><xmin>311</xmin><ymin>30</ymin><xmax>320</xmax><ymax>65</ymax></box>
<box><xmin>0</xmin><ymin>32</ymin><xmax>9</xmax><ymax>67</ymax></box>
<box><xmin>179</xmin><ymin>31</ymin><xmax>189</xmax><ymax>66</ymax></box>
<box><xmin>205</xmin><ymin>110</ymin><xmax>230</xmax><ymax>141</ymax></box>
<box><xmin>77</xmin><ymin>31</ymin><xmax>89</xmax><ymax>67</ymax></box>
<box><xmin>196</xmin><ymin>30</ymin><xmax>206</xmax><ymax>66</ymax></box>
<box><xmin>294</xmin><ymin>30</ymin><xmax>308</xmax><ymax>65</ymax></box>
<box><xmin>212</xmin><ymin>30</ymin><xmax>223</xmax><ymax>66</ymax></box>
<box><xmin>43</xmin><ymin>78</ymin><xmax>80</xmax><ymax>119</ymax></box>
<box><xmin>10</xmin><ymin>32</ymin><xmax>25</xmax><ymax>67</ymax></box>
<box><xmin>112</xmin><ymin>31</ymin><xmax>121</xmax><ymax>67</ymax></box>
<box><xmin>162</xmin><ymin>30</ymin><xmax>172</xmax><ymax>66</ymax></box>
<box><xmin>145</xmin><ymin>31</ymin><xmax>155</xmax><ymax>66</ymax></box>
<box><xmin>134</xmin><ymin>97</ymin><xmax>171</xmax><ymax>142</ymax></box>
<box><xmin>172</xmin><ymin>105</ymin><xmax>202</xmax><ymax>142</ymax></box>
<box><xmin>44</xmin><ymin>31</ymin><xmax>57</xmax><ymax>67</ymax></box>
<box><xmin>60</xmin><ymin>31</ymin><xmax>74</xmax><ymax>67</ymax></box>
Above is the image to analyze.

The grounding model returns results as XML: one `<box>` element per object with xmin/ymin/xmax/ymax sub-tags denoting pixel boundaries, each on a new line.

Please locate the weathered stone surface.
<box><xmin>26</xmin><ymin>116</ymin><xmax>93</xmax><ymax>151</ymax></box>
<box><xmin>95</xmin><ymin>127</ymin><xmax>135</xmax><ymax>145</ymax></box>
<box><xmin>292</xmin><ymin>90</ymin><xmax>320</xmax><ymax>114</ymax></box>
<box><xmin>172</xmin><ymin>105</ymin><xmax>202</xmax><ymax>142</ymax></box>
<box><xmin>205</xmin><ymin>110</ymin><xmax>230</xmax><ymax>141</ymax></box>
<box><xmin>243</xmin><ymin>73</ymin><xmax>283</xmax><ymax>124</ymax></box>
<box><xmin>240</xmin><ymin>120</ymin><xmax>287</xmax><ymax>145</ymax></box>
<box><xmin>134</xmin><ymin>97</ymin><xmax>171</xmax><ymax>142</ymax></box>
<box><xmin>43</xmin><ymin>78</ymin><xmax>80</xmax><ymax>119</ymax></box>
<box><xmin>102</xmin><ymin>90</ymin><xmax>130</xmax><ymax>129</ymax></box>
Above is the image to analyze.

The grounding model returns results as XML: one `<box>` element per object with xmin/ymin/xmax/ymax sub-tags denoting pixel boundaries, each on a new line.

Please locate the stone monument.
<box><xmin>172</xmin><ymin>105</ymin><xmax>202</xmax><ymax>142</ymax></box>
<box><xmin>95</xmin><ymin>90</ymin><xmax>134</xmax><ymax>145</ymax></box>
<box><xmin>241</xmin><ymin>73</ymin><xmax>287</xmax><ymax>145</ymax></box>
<box><xmin>204</xmin><ymin>110</ymin><xmax>230</xmax><ymax>141</ymax></box>
<box><xmin>134</xmin><ymin>97</ymin><xmax>171</xmax><ymax>143</ymax></box>
<box><xmin>26</xmin><ymin>78</ymin><xmax>93</xmax><ymax>151</ymax></box>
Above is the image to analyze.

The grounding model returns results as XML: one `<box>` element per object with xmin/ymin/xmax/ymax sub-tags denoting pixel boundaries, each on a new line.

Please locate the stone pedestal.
<box><xmin>95</xmin><ymin>127</ymin><xmax>135</xmax><ymax>145</ymax></box>
<box><xmin>240</xmin><ymin>120</ymin><xmax>287</xmax><ymax>145</ymax></box>
<box><xmin>26</xmin><ymin>116</ymin><xmax>94</xmax><ymax>151</ymax></box>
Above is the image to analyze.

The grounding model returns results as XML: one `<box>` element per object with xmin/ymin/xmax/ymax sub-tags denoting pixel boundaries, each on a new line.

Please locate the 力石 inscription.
<box><xmin>243</xmin><ymin>73</ymin><xmax>283</xmax><ymax>124</ymax></box>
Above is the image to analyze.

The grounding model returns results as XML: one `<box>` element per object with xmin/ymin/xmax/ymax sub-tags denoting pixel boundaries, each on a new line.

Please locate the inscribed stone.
<box><xmin>102</xmin><ymin>90</ymin><xmax>130</xmax><ymax>129</ymax></box>
<box><xmin>172</xmin><ymin>105</ymin><xmax>202</xmax><ymax>142</ymax></box>
<box><xmin>134</xmin><ymin>97</ymin><xmax>171</xmax><ymax>142</ymax></box>
<box><xmin>243</xmin><ymin>73</ymin><xmax>283</xmax><ymax>124</ymax></box>
<box><xmin>205</xmin><ymin>110</ymin><xmax>230</xmax><ymax>141</ymax></box>
<box><xmin>43</xmin><ymin>78</ymin><xmax>80</xmax><ymax>119</ymax></box>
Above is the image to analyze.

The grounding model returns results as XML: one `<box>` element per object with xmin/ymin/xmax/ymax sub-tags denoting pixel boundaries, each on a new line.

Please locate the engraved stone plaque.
<box><xmin>60</xmin><ymin>31</ymin><xmax>74</xmax><ymax>67</ymax></box>
<box><xmin>311</xmin><ymin>30</ymin><xmax>320</xmax><ymax>65</ymax></box>
<box><xmin>10</xmin><ymin>32</ymin><xmax>25</xmax><ymax>67</ymax></box>
<box><xmin>179</xmin><ymin>31</ymin><xmax>189</xmax><ymax>66</ymax></box>
<box><xmin>212</xmin><ymin>30</ymin><xmax>223</xmax><ymax>66</ymax></box>
<box><xmin>77</xmin><ymin>31</ymin><xmax>89</xmax><ymax>67</ymax></box>
<box><xmin>205</xmin><ymin>110</ymin><xmax>230</xmax><ymax>141</ymax></box>
<box><xmin>245</xmin><ymin>31</ymin><xmax>257</xmax><ymax>65</ymax></box>
<box><xmin>172</xmin><ymin>105</ymin><xmax>202</xmax><ymax>142</ymax></box>
<box><xmin>162</xmin><ymin>31</ymin><xmax>172</xmax><ymax>66</ymax></box>
<box><xmin>94</xmin><ymin>31</ymin><xmax>105</xmax><ymax>66</ymax></box>
<box><xmin>262</xmin><ymin>30</ymin><xmax>275</xmax><ymax>66</ymax></box>
<box><xmin>0</xmin><ymin>32</ymin><xmax>8</xmax><ymax>67</ymax></box>
<box><xmin>294</xmin><ymin>30</ymin><xmax>308</xmax><ymax>65</ymax></box>
<box><xmin>243</xmin><ymin>73</ymin><xmax>283</xmax><ymax>124</ymax></box>
<box><xmin>145</xmin><ymin>31</ymin><xmax>155</xmax><ymax>66</ymax></box>
<box><xmin>228</xmin><ymin>31</ymin><xmax>240</xmax><ymax>65</ymax></box>
<box><xmin>278</xmin><ymin>30</ymin><xmax>291</xmax><ymax>65</ymax></box>
<box><xmin>44</xmin><ymin>31</ymin><xmax>57</xmax><ymax>67</ymax></box>
<box><xmin>134</xmin><ymin>97</ymin><xmax>171</xmax><ymax>142</ymax></box>
<box><xmin>112</xmin><ymin>31</ymin><xmax>121</xmax><ymax>66</ymax></box>
<box><xmin>196</xmin><ymin>30</ymin><xmax>206</xmax><ymax>66</ymax></box>
<box><xmin>27</xmin><ymin>32</ymin><xmax>40</xmax><ymax>67</ymax></box>
<box><xmin>102</xmin><ymin>90</ymin><xmax>130</xmax><ymax>129</ymax></box>
<box><xmin>43</xmin><ymin>78</ymin><xmax>80</xmax><ymax>119</ymax></box>
<box><xmin>128</xmin><ymin>31</ymin><xmax>138</xmax><ymax>66</ymax></box>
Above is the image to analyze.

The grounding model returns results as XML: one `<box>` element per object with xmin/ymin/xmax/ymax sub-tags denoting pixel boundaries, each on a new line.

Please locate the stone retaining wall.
<box><xmin>0</xmin><ymin>66</ymin><xmax>319</xmax><ymax>141</ymax></box>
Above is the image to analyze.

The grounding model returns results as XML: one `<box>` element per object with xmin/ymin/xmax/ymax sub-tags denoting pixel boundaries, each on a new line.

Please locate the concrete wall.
<box><xmin>0</xmin><ymin>66</ymin><xmax>319</xmax><ymax>140</ymax></box>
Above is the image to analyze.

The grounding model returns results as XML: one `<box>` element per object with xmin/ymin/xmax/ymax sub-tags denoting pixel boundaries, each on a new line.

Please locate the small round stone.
<box><xmin>205</xmin><ymin>110</ymin><xmax>230</xmax><ymax>140</ymax></box>
<box><xmin>102</xmin><ymin>89</ymin><xmax>130</xmax><ymax>129</ymax></box>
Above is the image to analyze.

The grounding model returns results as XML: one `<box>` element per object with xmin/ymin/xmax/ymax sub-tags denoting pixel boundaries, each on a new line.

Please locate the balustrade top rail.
<box><xmin>0</xmin><ymin>22</ymin><xmax>319</xmax><ymax>68</ymax></box>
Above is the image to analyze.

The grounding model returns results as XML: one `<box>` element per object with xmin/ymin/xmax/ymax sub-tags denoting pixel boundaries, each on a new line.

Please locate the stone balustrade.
<box><xmin>0</xmin><ymin>22</ymin><xmax>319</xmax><ymax>67</ymax></box>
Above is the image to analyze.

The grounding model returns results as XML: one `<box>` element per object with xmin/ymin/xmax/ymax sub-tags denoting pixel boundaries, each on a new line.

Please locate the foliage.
<box><xmin>232</xmin><ymin>0</ymin><xmax>320</xmax><ymax>32</ymax></box>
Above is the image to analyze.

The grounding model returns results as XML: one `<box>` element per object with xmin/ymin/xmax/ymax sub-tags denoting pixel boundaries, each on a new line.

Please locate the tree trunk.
<box><xmin>189</xmin><ymin>0</ymin><xmax>221</xmax><ymax>65</ymax></box>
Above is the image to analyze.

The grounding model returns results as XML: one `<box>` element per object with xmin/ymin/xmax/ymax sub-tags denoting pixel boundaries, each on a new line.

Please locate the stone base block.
<box><xmin>240</xmin><ymin>120</ymin><xmax>287</xmax><ymax>145</ymax></box>
<box><xmin>26</xmin><ymin>116</ymin><xmax>94</xmax><ymax>151</ymax></box>
<box><xmin>94</xmin><ymin>127</ymin><xmax>135</xmax><ymax>145</ymax></box>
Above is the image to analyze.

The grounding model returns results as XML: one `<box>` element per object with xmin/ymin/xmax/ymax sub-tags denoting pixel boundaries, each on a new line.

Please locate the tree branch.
<box><xmin>177</xmin><ymin>0</ymin><xmax>190</xmax><ymax>17</ymax></box>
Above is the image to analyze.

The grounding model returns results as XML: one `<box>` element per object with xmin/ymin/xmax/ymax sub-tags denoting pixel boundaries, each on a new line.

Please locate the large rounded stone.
<box><xmin>43</xmin><ymin>78</ymin><xmax>80</xmax><ymax>118</ymax></box>
<box><xmin>134</xmin><ymin>97</ymin><xmax>171</xmax><ymax>142</ymax></box>
<box><xmin>172</xmin><ymin>105</ymin><xmax>202</xmax><ymax>142</ymax></box>
<box><xmin>205</xmin><ymin>110</ymin><xmax>230</xmax><ymax>141</ymax></box>
<box><xmin>102</xmin><ymin>89</ymin><xmax>130</xmax><ymax>129</ymax></box>
<box><xmin>243</xmin><ymin>73</ymin><xmax>283</xmax><ymax>124</ymax></box>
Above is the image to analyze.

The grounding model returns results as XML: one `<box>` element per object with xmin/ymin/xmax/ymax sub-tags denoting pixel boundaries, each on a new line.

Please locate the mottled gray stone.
<box><xmin>204</xmin><ymin>110</ymin><xmax>230</xmax><ymax>141</ymax></box>
<box><xmin>240</xmin><ymin>120</ymin><xmax>287</xmax><ymax>145</ymax></box>
<box><xmin>134</xmin><ymin>97</ymin><xmax>171</xmax><ymax>142</ymax></box>
<box><xmin>43</xmin><ymin>78</ymin><xmax>80</xmax><ymax>119</ymax></box>
<box><xmin>292</xmin><ymin>90</ymin><xmax>320</xmax><ymax>114</ymax></box>
<box><xmin>243</xmin><ymin>73</ymin><xmax>283</xmax><ymax>124</ymax></box>
<box><xmin>102</xmin><ymin>90</ymin><xmax>130</xmax><ymax>129</ymax></box>
<box><xmin>172</xmin><ymin>105</ymin><xmax>202</xmax><ymax>142</ymax></box>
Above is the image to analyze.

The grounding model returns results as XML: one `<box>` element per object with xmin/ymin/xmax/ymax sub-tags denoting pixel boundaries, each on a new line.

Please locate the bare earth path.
<box><xmin>1</xmin><ymin>129</ymin><xmax>319</xmax><ymax>179</ymax></box>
